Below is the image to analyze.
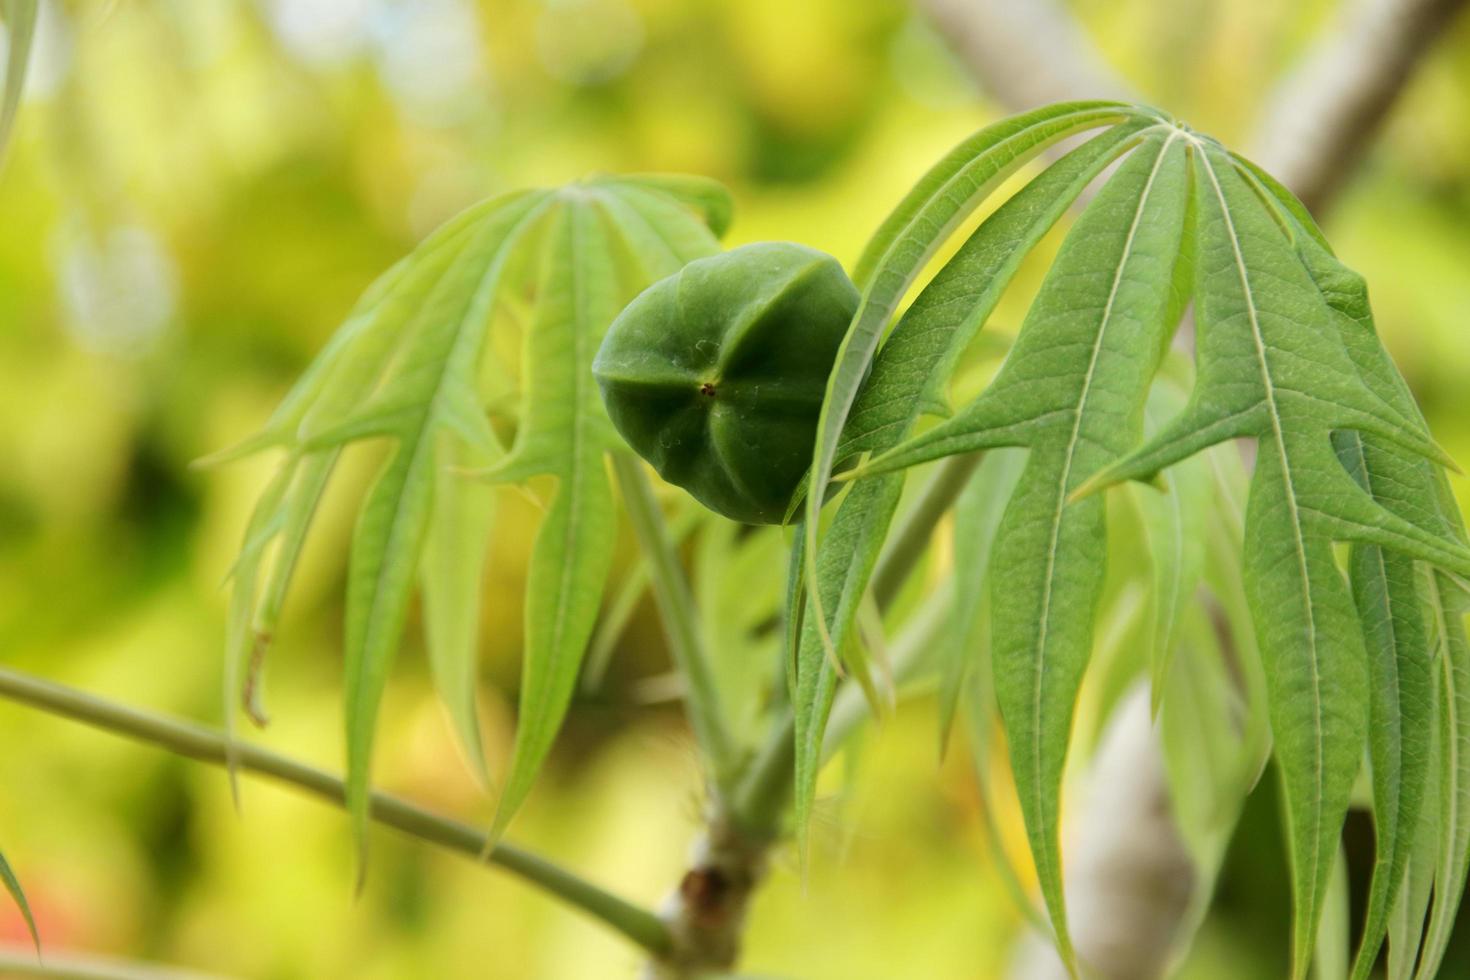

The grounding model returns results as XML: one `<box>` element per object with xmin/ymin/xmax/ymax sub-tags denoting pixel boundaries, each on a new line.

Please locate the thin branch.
<box><xmin>870</xmin><ymin>453</ymin><xmax>982</xmax><ymax>609</ymax></box>
<box><xmin>0</xmin><ymin>945</ymin><xmax>224</xmax><ymax>980</ymax></box>
<box><xmin>610</xmin><ymin>453</ymin><xmax>737</xmax><ymax>785</ymax></box>
<box><xmin>0</xmin><ymin>666</ymin><xmax>672</xmax><ymax>958</ymax></box>
<box><xmin>1250</xmin><ymin>0</ymin><xmax>1469</xmax><ymax>213</ymax></box>
<box><xmin>916</xmin><ymin>0</ymin><xmax>1135</xmax><ymax>109</ymax></box>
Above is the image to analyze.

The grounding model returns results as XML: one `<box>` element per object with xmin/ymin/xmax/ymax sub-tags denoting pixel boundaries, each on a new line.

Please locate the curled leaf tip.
<box><xmin>243</xmin><ymin>632</ymin><xmax>272</xmax><ymax>728</ymax></box>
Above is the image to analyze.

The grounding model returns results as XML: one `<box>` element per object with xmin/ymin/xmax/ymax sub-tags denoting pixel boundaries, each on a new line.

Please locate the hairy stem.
<box><xmin>0</xmin><ymin>666</ymin><xmax>672</xmax><ymax>957</ymax></box>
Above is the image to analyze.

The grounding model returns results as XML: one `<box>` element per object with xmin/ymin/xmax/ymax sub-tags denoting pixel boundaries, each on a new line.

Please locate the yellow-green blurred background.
<box><xmin>1</xmin><ymin>1</ymin><xmax>1469</xmax><ymax>977</ymax></box>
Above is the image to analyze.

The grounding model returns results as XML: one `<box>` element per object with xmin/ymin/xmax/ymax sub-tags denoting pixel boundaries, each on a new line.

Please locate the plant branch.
<box><xmin>1249</xmin><ymin>0</ymin><xmax>1469</xmax><ymax>214</ymax></box>
<box><xmin>871</xmin><ymin>454</ymin><xmax>982</xmax><ymax>609</ymax></box>
<box><xmin>655</xmin><ymin>582</ymin><xmax>954</xmax><ymax>979</ymax></box>
<box><xmin>731</xmin><ymin>460</ymin><xmax>979</xmax><ymax>836</ymax></box>
<box><xmin>916</xmin><ymin>0</ymin><xmax>1135</xmax><ymax>109</ymax></box>
<box><xmin>0</xmin><ymin>945</ymin><xmax>224</xmax><ymax>980</ymax></box>
<box><xmin>610</xmin><ymin>453</ymin><xmax>737</xmax><ymax>786</ymax></box>
<box><xmin>0</xmin><ymin>666</ymin><xmax>672</xmax><ymax>958</ymax></box>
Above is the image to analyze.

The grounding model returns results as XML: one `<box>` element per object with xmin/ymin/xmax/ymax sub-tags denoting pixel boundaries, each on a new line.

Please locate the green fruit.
<box><xmin>594</xmin><ymin>242</ymin><xmax>859</xmax><ymax>524</ymax></box>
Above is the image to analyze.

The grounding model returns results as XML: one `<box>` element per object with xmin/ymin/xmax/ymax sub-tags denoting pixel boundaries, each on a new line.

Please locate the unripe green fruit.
<box><xmin>594</xmin><ymin>242</ymin><xmax>859</xmax><ymax>524</ymax></box>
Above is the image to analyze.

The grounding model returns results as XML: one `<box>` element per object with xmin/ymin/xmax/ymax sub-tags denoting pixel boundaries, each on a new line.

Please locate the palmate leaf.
<box><xmin>479</xmin><ymin>183</ymin><xmax>726</xmax><ymax>828</ymax></box>
<box><xmin>217</xmin><ymin>177</ymin><xmax>726</xmax><ymax>870</ymax></box>
<box><xmin>788</xmin><ymin>112</ymin><xmax>1157</xmax><ymax>862</ymax></box>
<box><xmin>478</xmin><ymin>201</ymin><xmax>624</xmax><ymax>839</ymax></box>
<box><xmin>861</xmin><ymin>131</ymin><xmax>1194</xmax><ymax>965</ymax></box>
<box><xmin>1079</xmin><ymin>144</ymin><xmax>1470</xmax><ymax>977</ymax></box>
<box><xmin>835</xmin><ymin>107</ymin><xmax>1470</xmax><ymax>977</ymax></box>
<box><xmin>1270</xmin><ymin>187</ymin><xmax>1470</xmax><ymax>980</ymax></box>
<box><xmin>1262</xmin><ymin>205</ymin><xmax>1450</xmax><ymax>980</ymax></box>
<box><xmin>799</xmin><ymin>98</ymin><xmax>1142</xmax><ymax>668</ymax></box>
<box><xmin>0</xmin><ymin>845</ymin><xmax>37</xmax><ymax>952</ymax></box>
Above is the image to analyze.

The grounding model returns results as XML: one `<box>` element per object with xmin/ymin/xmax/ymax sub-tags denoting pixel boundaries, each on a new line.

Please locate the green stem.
<box><xmin>0</xmin><ymin>666</ymin><xmax>671</xmax><ymax>958</ymax></box>
<box><xmin>732</xmin><ymin>583</ymin><xmax>952</xmax><ymax>832</ymax></box>
<box><xmin>611</xmin><ymin>453</ymin><xmax>737</xmax><ymax>785</ymax></box>
<box><xmin>733</xmin><ymin>456</ymin><xmax>980</xmax><ymax>833</ymax></box>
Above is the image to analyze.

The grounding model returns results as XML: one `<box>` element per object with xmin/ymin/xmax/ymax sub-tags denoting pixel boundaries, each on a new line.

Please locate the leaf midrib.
<box><xmin>1420</xmin><ymin>571</ymin><xmax>1462</xmax><ymax>980</ymax></box>
<box><xmin>356</xmin><ymin>201</ymin><xmax>547</xmax><ymax>740</ymax></box>
<box><xmin>806</xmin><ymin>106</ymin><xmax>1140</xmax><ymax>648</ymax></box>
<box><xmin>1025</xmin><ymin>132</ymin><xmax>1180</xmax><ymax>901</ymax></box>
<box><xmin>1199</xmin><ymin>146</ymin><xmax>1326</xmax><ymax>938</ymax></box>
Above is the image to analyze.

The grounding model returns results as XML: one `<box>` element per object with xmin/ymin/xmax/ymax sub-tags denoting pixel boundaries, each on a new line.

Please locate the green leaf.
<box><xmin>1077</xmin><ymin>142</ymin><xmax>1470</xmax><ymax>978</ymax></box>
<box><xmin>584</xmin><ymin>501</ymin><xmax>700</xmax><ymax>694</ymax></box>
<box><xmin>862</xmin><ymin>133</ymin><xmax>1194</xmax><ymax>963</ymax></box>
<box><xmin>792</xmin><ymin>474</ymin><xmax>903</xmax><ymax>864</ymax></box>
<box><xmin>1334</xmin><ymin>448</ymin><xmax>1430</xmax><ymax>980</ymax></box>
<box><xmin>1416</xmin><ymin>570</ymin><xmax>1470</xmax><ymax>980</ymax></box>
<box><xmin>485</xmin><ymin>183</ymin><xmax>722</xmax><ymax>835</ymax></box>
<box><xmin>218</xmin><ymin>174</ymin><xmax>727</xmax><ymax>871</ymax></box>
<box><xmin>1133</xmin><ymin>374</ymin><xmax>1212</xmax><ymax>710</ymax></box>
<box><xmin>963</xmin><ymin>658</ymin><xmax>1050</xmax><ymax>936</ymax></box>
<box><xmin>1388</xmin><ymin>698</ymin><xmax>1439</xmax><ymax>980</ymax></box>
<box><xmin>954</xmin><ymin>450</ymin><xmax>1047</xmax><ymax>932</ymax></box>
<box><xmin>1315</xmin><ymin>845</ymin><xmax>1351</xmax><ymax>980</ymax></box>
<box><xmin>600</xmin><ymin>174</ymin><xmax>735</xmax><ymax>240</ymax></box>
<box><xmin>803</xmin><ymin>100</ymin><xmax>1145</xmax><ymax>674</ymax></box>
<box><xmin>693</xmin><ymin>517</ymin><xmax>787</xmax><ymax>733</ymax></box>
<box><xmin>943</xmin><ymin>450</ymin><xmax>1025</xmax><ymax>753</ymax></box>
<box><xmin>1228</xmin><ymin>161</ymin><xmax>1464</xmax><ymax>980</ymax></box>
<box><xmin>0</xmin><ymin>845</ymin><xmax>37</xmax><ymax>952</ymax></box>
<box><xmin>0</xmin><ymin>0</ymin><xmax>37</xmax><ymax>168</ymax></box>
<box><xmin>788</xmin><ymin>116</ymin><xmax>1153</xmax><ymax>862</ymax></box>
<box><xmin>420</xmin><ymin>436</ymin><xmax>498</xmax><ymax>787</ymax></box>
<box><xmin>339</xmin><ymin>194</ymin><xmax>554</xmax><ymax>865</ymax></box>
<box><xmin>484</xmin><ymin>201</ymin><xmax>626</xmax><ymax>838</ymax></box>
<box><xmin>226</xmin><ymin>193</ymin><xmax>555</xmax><ymax>858</ymax></box>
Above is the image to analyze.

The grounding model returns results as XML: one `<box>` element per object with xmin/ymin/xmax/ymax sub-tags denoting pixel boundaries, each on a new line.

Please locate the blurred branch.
<box><xmin>1006</xmin><ymin>687</ymin><xmax>1194</xmax><ymax>980</ymax></box>
<box><xmin>0</xmin><ymin>667</ymin><xmax>673</xmax><ymax>959</ymax></box>
<box><xmin>0</xmin><ymin>0</ymin><xmax>39</xmax><ymax>168</ymax></box>
<box><xmin>0</xmin><ymin>945</ymin><xmax>225</xmax><ymax>980</ymax></box>
<box><xmin>871</xmin><ymin>454</ymin><xmax>982</xmax><ymax>609</ymax></box>
<box><xmin>1249</xmin><ymin>0</ymin><xmax>1468</xmax><ymax>213</ymax></box>
<box><xmin>916</xmin><ymin>0</ymin><xmax>1135</xmax><ymax>109</ymax></box>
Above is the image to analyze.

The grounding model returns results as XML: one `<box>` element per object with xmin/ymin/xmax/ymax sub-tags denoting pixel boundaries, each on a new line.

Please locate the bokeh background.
<box><xmin>0</xmin><ymin>1</ymin><xmax>1468</xmax><ymax>977</ymax></box>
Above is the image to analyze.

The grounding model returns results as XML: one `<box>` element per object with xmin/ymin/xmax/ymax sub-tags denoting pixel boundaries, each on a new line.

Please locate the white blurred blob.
<box><xmin>535</xmin><ymin>0</ymin><xmax>643</xmax><ymax>86</ymax></box>
<box><xmin>369</xmin><ymin>0</ymin><xmax>488</xmax><ymax>122</ymax></box>
<box><xmin>264</xmin><ymin>0</ymin><xmax>375</xmax><ymax>67</ymax></box>
<box><xmin>56</xmin><ymin>221</ymin><xmax>178</xmax><ymax>357</ymax></box>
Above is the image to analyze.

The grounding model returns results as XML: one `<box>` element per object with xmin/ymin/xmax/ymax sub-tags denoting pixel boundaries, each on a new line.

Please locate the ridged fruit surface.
<box><xmin>594</xmin><ymin>242</ymin><xmax>859</xmax><ymax>524</ymax></box>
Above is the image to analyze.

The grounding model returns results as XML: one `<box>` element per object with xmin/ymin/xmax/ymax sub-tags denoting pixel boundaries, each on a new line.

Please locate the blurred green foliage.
<box><xmin>0</xmin><ymin>1</ymin><xmax>1468</xmax><ymax>977</ymax></box>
